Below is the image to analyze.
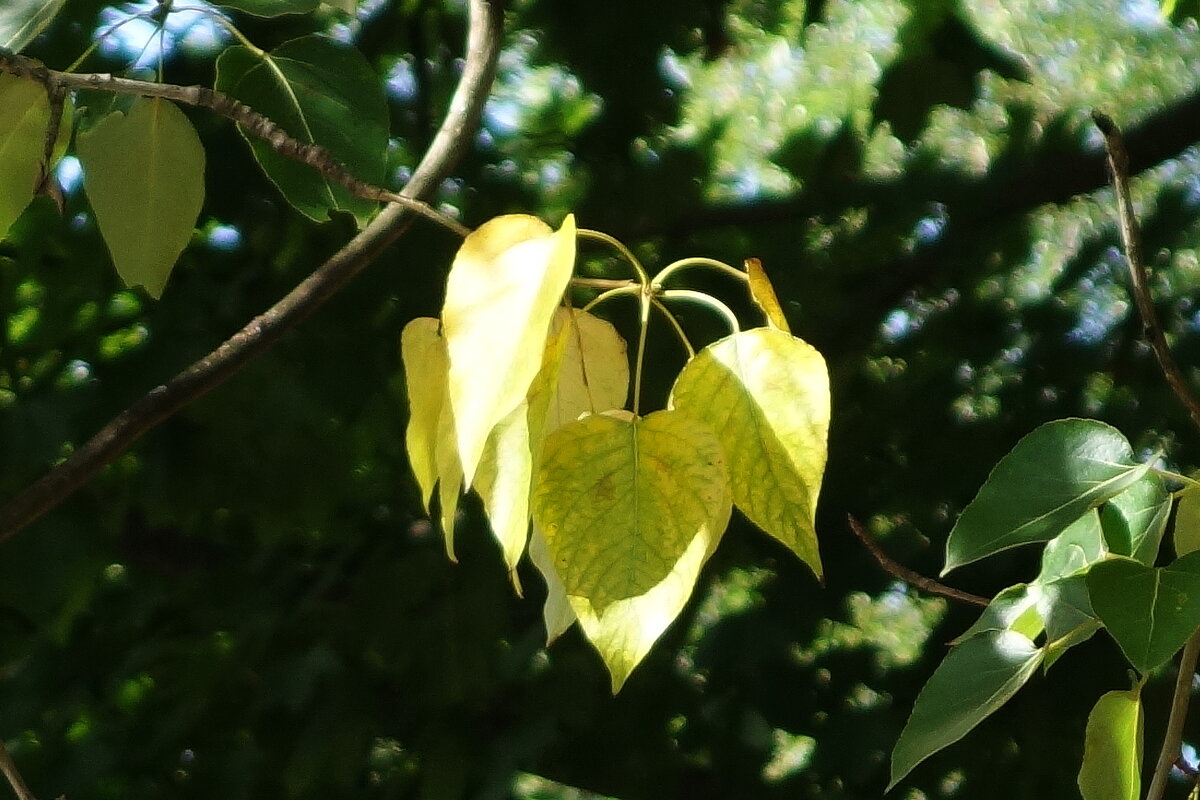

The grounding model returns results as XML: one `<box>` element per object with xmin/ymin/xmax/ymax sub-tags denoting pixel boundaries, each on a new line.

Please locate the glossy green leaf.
<box><xmin>1101</xmin><ymin>472</ymin><xmax>1170</xmax><ymax>563</ymax></box>
<box><xmin>1078</xmin><ymin>688</ymin><xmax>1142</xmax><ymax>800</ymax></box>
<box><xmin>1037</xmin><ymin>510</ymin><xmax>1107</xmax><ymax>583</ymax></box>
<box><xmin>1088</xmin><ymin>552</ymin><xmax>1200</xmax><ymax>673</ymax></box>
<box><xmin>670</xmin><ymin>328</ymin><xmax>829</xmax><ymax>578</ymax></box>
<box><xmin>77</xmin><ymin>98</ymin><xmax>204</xmax><ymax>299</ymax></box>
<box><xmin>0</xmin><ymin>74</ymin><xmax>48</xmax><ymax>239</ymax></box>
<box><xmin>0</xmin><ymin>0</ymin><xmax>65</xmax><ymax>51</ymax></box>
<box><xmin>1038</xmin><ymin>575</ymin><xmax>1101</xmax><ymax>669</ymax></box>
<box><xmin>443</xmin><ymin>214</ymin><xmax>576</xmax><ymax>487</ymax></box>
<box><xmin>943</xmin><ymin>419</ymin><xmax>1150</xmax><ymax>574</ymax></box>
<box><xmin>889</xmin><ymin>630</ymin><xmax>1043</xmax><ymax>789</ymax></box>
<box><xmin>951</xmin><ymin>584</ymin><xmax>1042</xmax><ymax>644</ymax></box>
<box><xmin>214</xmin><ymin>35</ymin><xmax>387</xmax><ymax>223</ymax></box>
<box><xmin>1175</xmin><ymin>485</ymin><xmax>1200</xmax><ymax>557</ymax></box>
<box><xmin>216</xmin><ymin>0</ymin><xmax>320</xmax><ymax>16</ymax></box>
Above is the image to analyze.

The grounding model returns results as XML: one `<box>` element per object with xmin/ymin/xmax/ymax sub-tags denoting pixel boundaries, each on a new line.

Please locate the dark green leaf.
<box><xmin>889</xmin><ymin>631</ymin><xmax>1042</xmax><ymax>789</ymax></box>
<box><xmin>1100</xmin><ymin>472</ymin><xmax>1170</xmax><ymax>563</ymax></box>
<box><xmin>1038</xmin><ymin>575</ymin><xmax>1101</xmax><ymax>669</ymax></box>
<box><xmin>1037</xmin><ymin>509</ymin><xmax>1107</xmax><ymax>583</ymax></box>
<box><xmin>214</xmin><ymin>35</ymin><xmax>388</xmax><ymax>223</ymax></box>
<box><xmin>1087</xmin><ymin>552</ymin><xmax>1200</xmax><ymax>673</ymax></box>
<box><xmin>216</xmin><ymin>0</ymin><xmax>320</xmax><ymax>16</ymax></box>
<box><xmin>943</xmin><ymin>419</ymin><xmax>1150</xmax><ymax>574</ymax></box>
<box><xmin>0</xmin><ymin>0</ymin><xmax>64</xmax><ymax>51</ymax></box>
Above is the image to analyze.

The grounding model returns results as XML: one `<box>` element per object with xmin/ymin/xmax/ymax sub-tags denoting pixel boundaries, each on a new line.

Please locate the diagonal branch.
<box><xmin>0</xmin><ymin>0</ymin><xmax>506</xmax><ymax>543</ymax></box>
<box><xmin>0</xmin><ymin>741</ymin><xmax>38</xmax><ymax>800</ymax></box>
<box><xmin>847</xmin><ymin>515</ymin><xmax>989</xmax><ymax>608</ymax></box>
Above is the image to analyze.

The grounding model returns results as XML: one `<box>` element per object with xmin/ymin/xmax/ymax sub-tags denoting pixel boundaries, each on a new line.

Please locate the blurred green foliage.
<box><xmin>5</xmin><ymin>0</ymin><xmax>1200</xmax><ymax>797</ymax></box>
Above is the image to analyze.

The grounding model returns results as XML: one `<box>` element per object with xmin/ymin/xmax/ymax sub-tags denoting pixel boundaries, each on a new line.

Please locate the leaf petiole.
<box><xmin>653</xmin><ymin>256</ymin><xmax>747</xmax><ymax>287</ymax></box>
<box><xmin>577</xmin><ymin>228</ymin><xmax>650</xmax><ymax>285</ymax></box>
<box><xmin>658</xmin><ymin>288</ymin><xmax>740</xmax><ymax>335</ymax></box>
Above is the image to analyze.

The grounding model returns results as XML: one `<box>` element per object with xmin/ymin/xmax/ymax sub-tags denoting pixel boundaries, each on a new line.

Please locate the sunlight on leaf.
<box><xmin>745</xmin><ymin>258</ymin><xmax>790</xmax><ymax>333</ymax></box>
<box><xmin>77</xmin><ymin>97</ymin><xmax>204</xmax><ymax>298</ymax></box>
<box><xmin>545</xmin><ymin>308</ymin><xmax>629</xmax><ymax>431</ymax></box>
<box><xmin>528</xmin><ymin>524</ymin><xmax>577</xmax><ymax>644</ymax></box>
<box><xmin>1078</xmin><ymin>687</ymin><xmax>1142</xmax><ymax>800</ymax></box>
<box><xmin>1175</xmin><ymin>485</ymin><xmax>1200</xmax><ymax>557</ymax></box>
<box><xmin>671</xmin><ymin>328</ymin><xmax>828</xmax><ymax>578</ymax></box>
<box><xmin>443</xmin><ymin>214</ymin><xmax>576</xmax><ymax>488</ymax></box>
<box><xmin>0</xmin><ymin>0</ymin><xmax>65</xmax><ymax>52</ymax></box>
<box><xmin>0</xmin><ymin>74</ymin><xmax>49</xmax><ymax>239</ymax></box>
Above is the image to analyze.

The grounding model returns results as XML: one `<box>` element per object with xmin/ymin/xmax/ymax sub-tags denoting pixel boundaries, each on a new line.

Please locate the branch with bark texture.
<box><xmin>847</xmin><ymin>515</ymin><xmax>988</xmax><ymax>608</ymax></box>
<box><xmin>0</xmin><ymin>0</ymin><xmax>505</xmax><ymax>542</ymax></box>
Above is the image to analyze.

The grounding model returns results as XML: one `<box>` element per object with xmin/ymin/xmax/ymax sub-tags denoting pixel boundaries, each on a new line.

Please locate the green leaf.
<box><xmin>889</xmin><ymin>631</ymin><xmax>1043</xmax><ymax>789</ymax></box>
<box><xmin>0</xmin><ymin>74</ymin><xmax>48</xmax><ymax>239</ymax></box>
<box><xmin>951</xmin><ymin>584</ymin><xmax>1043</xmax><ymax>644</ymax></box>
<box><xmin>1101</xmin><ymin>472</ymin><xmax>1170</xmax><ymax>563</ymax></box>
<box><xmin>0</xmin><ymin>0</ymin><xmax>65</xmax><ymax>51</ymax></box>
<box><xmin>1087</xmin><ymin>552</ymin><xmax>1200</xmax><ymax>673</ymax></box>
<box><xmin>1175</xmin><ymin>485</ymin><xmax>1200</xmax><ymax>557</ymax></box>
<box><xmin>443</xmin><ymin>214</ymin><xmax>576</xmax><ymax>487</ymax></box>
<box><xmin>1037</xmin><ymin>575</ymin><xmax>1101</xmax><ymax>669</ymax></box>
<box><xmin>1078</xmin><ymin>688</ymin><xmax>1143</xmax><ymax>800</ymax></box>
<box><xmin>943</xmin><ymin>419</ymin><xmax>1150</xmax><ymax>574</ymax></box>
<box><xmin>532</xmin><ymin>410</ymin><xmax>731</xmax><ymax>690</ymax></box>
<box><xmin>216</xmin><ymin>0</ymin><xmax>320</xmax><ymax>16</ymax></box>
<box><xmin>214</xmin><ymin>36</ymin><xmax>387</xmax><ymax>223</ymax></box>
<box><xmin>1037</xmin><ymin>509</ymin><xmax>1107</xmax><ymax>583</ymax></box>
<box><xmin>670</xmin><ymin>328</ymin><xmax>829</xmax><ymax>578</ymax></box>
<box><xmin>77</xmin><ymin>98</ymin><xmax>204</xmax><ymax>299</ymax></box>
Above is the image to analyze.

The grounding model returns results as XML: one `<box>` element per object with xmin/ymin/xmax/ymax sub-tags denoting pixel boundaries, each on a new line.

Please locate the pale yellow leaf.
<box><xmin>528</xmin><ymin>524</ymin><xmax>577</xmax><ymax>644</ymax></box>
<box><xmin>0</xmin><ymin>74</ymin><xmax>49</xmax><ymax>239</ymax></box>
<box><xmin>400</xmin><ymin>318</ymin><xmax>447</xmax><ymax>512</ymax></box>
<box><xmin>671</xmin><ymin>328</ymin><xmax>829</xmax><ymax>578</ymax></box>
<box><xmin>1176</xmin><ymin>484</ymin><xmax>1200</xmax><ymax>557</ymax></box>
<box><xmin>443</xmin><ymin>214</ymin><xmax>577</xmax><ymax>487</ymax></box>
<box><xmin>1078</xmin><ymin>688</ymin><xmax>1143</xmax><ymax>800</ymax></box>
<box><xmin>546</xmin><ymin>308</ymin><xmax>629</xmax><ymax>431</ymax></box>
<box><xmin>746</xmin><ymin>258</ymin><xmax>790</xmax><ymax>333</ymax></box>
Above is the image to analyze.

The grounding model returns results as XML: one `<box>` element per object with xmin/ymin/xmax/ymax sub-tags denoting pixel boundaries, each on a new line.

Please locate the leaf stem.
<box><xmin>650</xmin><ymin>298</ymin><xmax>695</xmax><ymax>359</ymax></box>
<box><xmin>653</xmin><ymin>256</ymin><xmax>748</xmax><ymax>287</ymax></box>
<box><xmin>632</xmin><ymin>287</ymin><xmax>651</xmax><ymax>417</ymax></box>
<box><xmin>1148</xmin><ymin>629</ymin><xmax>1200</xmax><ymax>800</ymax></box>
<box><xmin>657</xmin><ymin>289</ymin><xmax>741</xmax><ymax>335</ymax></box>
<box><xmin>576</xmin><ymin>229</ymin><xmax>651</xmax><ymax>286</ymax></box>
<box><xmin>581</xmin><ymin>285</ymin><xmax>640</xmax><ymax>314</ymax></box>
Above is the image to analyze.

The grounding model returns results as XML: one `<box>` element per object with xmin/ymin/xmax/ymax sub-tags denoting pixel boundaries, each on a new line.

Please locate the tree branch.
<box><xmin>1148</xmin><ymin>630</ymin><xmax>1200</xmax><ymax>800</ymax></box>
<box><xmin>847</xmin><ymin>515</ymin><xmax>989</xmax><ymax>608</ymax></box>
<box><xmin>0</xmin><ymin>0</ymin><xmax>506</xmax><ymax>542</ymax></box>
<box><xmin>0</xmin><ymin>741</ymin><xmax>38</xmax><ymax>800</ymax></box>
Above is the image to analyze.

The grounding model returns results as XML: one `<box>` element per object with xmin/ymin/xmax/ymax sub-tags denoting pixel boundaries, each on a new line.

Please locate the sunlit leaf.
<box><xmin>1101</xmin><ymin>472</ymin><xmax>1170</xmax><ymax>564</ymax></box>
<box><xmin>1038</xmin><ymin>575</ymin><xmax>1101</xmax><ymax>669</ymax></box>
<box><xmin>1078</xmin><ymin>688</ymin><xmax>1142</xmax><ymax>800</ymax></box>
<box><xmin>1175</xmin><ymin>485</ymin><xmax>1200</xmax><ymax>557</ymax></box>
<box><xmin>951</xmin><ymin>584</ymin><xmax>1042</xmax><ymax>644</ymax></box>
<box><xmin>443</xmin><ymin>214</ymin><xmax>576</xmax><ymax>487</ymax></box>
<box><xmin>0</xmin><ymin>74</ymin><xmax>49</xmax><ymax>239</ymax></box>
<box><xmin>1087</xmin><ymin>552</ymin><xmax>1200</xmax><ymax>673</ymax></box>
<box><xmin>214</xmin><ymin>35</ymin><xmax>387</xmax><ymax>223</ymax></box>
<box><xmin>943</xmin><ymin>419</ymin><xmax>1150</xmax><ymax>574</ymax></box>
<box><xmin>1037</xmin><ymin>510</ymin><xmax>1107</xmax><ymax>583</ymax></box>
<box><xmin>0</xmin><ymin>0</ymin><xmax>65</xmax><ymax>51</ymax></box>
<box><xmin>545</xmin><ymin>308</ymin><xmax>629</xmax><ymax>431</ymax></box>
<box><xmin>671</xmin><ymin>328</ymin><xmax>828</xmax><ymax>578</ymax></box>
<box><xmin>528</xmin><ymin>524</ymin><xmax>577</xmax><ymax>644</ymax></box>
<box><xmin>217</xmin><ymin>0</ymin><xmax>320</xmax><ymax>16</ymax></box>
<box><xmin>745</xmin><ymin>257</ymin><xmax>790</xmax><ymax>333</ymax></box>
<box><xmin>889</xmin><ymin>631</ymin><xmax>1043</xmax><ymax>789</ymax></box>
<box><xmin>77</xmin><ymin>98</ymin><xmax>204</xmax><ymax>298</ymax></box>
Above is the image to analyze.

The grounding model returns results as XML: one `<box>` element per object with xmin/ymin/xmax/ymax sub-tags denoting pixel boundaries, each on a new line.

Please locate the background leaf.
<box><xmin>214</xmin><ymin>35</ymin><xmax>387</xmax><ymax>223</ymax></box>
<box><xmin>889</xmin><ymin>631</ymin><xmax>1043</xmax><ymax>789</ymax></box>
<box><xmin>0</xmin><ymin>0</ymin><xmax>64</xmax><ymax>51</ymax></box>
<box><xmin>76</xmin><ymin>98</ymin><xmax>204</xmax><ymax>298</ymax></box>
<box><xmin>216</xmin><ymin>0</ymin><xmax>320</xmax><ymax>16</ymax></box>
<box><xmin>1078</xmin><ymin>688</ymin><xmax>1142</xmax><ymax>800</ymax></box>
<box><xmin>745</xmin><ymin>257</ymin><xmax>790</xmax><ymax>332</ymax></box>
<box><xmin>0</xmin><ymin>74</ymin><xmax>49</xmax><ymax>240</ymax></box>
<box><xmin>1175</xmin><ymin>485</ymin><xmax>1200</xmax><ymax>556</ymax></box>
<box><xmin>943</xmin><ymin>419</ymin><xmax>1150</xmax><ymax>573</ymax></box>
<box><xmin>1087</xmin><ymin>552</ymin><xmax>1200</xmax><ymax>673</ymax></box>
<box><xmin>671</xmin><ymin>328</ymin><xmax>829</xmax><ymax>577</ymax></box>
<box><xmin>443</xmin><ymin>214</ymin><xmax>576</xmax><ymax>487</ymax></box>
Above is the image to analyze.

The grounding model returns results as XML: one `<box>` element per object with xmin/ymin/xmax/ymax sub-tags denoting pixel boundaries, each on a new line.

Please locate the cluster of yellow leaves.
<box><xmin>401</xmin><ymin>214</ymin><xmax>831</xmax><ymax>691</ymax></box>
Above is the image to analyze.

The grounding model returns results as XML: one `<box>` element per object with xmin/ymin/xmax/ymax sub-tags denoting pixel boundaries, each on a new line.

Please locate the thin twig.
<box><xmin>0</xmin><ymin>741</ymin><xmax>38</xmax><ymax>800</ymax></box>
<box><xmin>847</xmin><ymin>515</ymin><xmax>989</xmax><ymax>607</ymax></box>
<box><xmin>1093</xmin><ymin>111</ymin><xmax>1200</xmax><ymax>432</ymax></box>
<box><xmin>0</xmin><ymin>0</ymin><xmax>505</xmax><ymax>542</ymax></box>
<box><xmin>1148</xmin><ymin>630</ymin><xmax>1200</xmax><ymax>800</ymax></box>
<box><xmin>0</xmin><ymin>51</ymin><xmax>468</xmax><ymax>238</ymax></box>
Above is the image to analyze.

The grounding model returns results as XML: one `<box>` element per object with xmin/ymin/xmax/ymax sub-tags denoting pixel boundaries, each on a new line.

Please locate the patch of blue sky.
<box><xmin>95</xmin><ymin>2</ymin><xmax>229</xmax><ymax>69</ymax></box>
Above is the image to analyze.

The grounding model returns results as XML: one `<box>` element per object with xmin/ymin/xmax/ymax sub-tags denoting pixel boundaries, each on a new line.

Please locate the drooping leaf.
<box><xmin>670</xmin><ymin>328</ymin><xmax>828</xmax><ymax>578</ymax></box>
<box><xmin>0</xmin><ymin>0</ymin><xmax>65</xmax><ymax>51</ymax></box>
<box><xmin>1087</xmin><ymin>552</ymin><xmax>1200</xmax><ymax>673</ymax></box>
<box><xmin>0</xmin><ymin>74</ymin><xmax>49</xmax><ymax>239</ymax></box>
<box><xmin>214</xmin><ymin>35</ymin><xmax>387</xmax><ymax>223</ymax></box>
<box><xmin>745</xmin><ymin>257</ymin><xmax>790</xmax><ymax>333</ymax></box>
<box><xmin>1078</xmin><ymin>688</ymin><xmax>1143</xmax><ymax>800</ymax></box>
<box><xmin>443</xmin><ymin>214</ymin><xmax>576</xmax><ymax>487</ymax></box>
<box><xmin>889</xmin><ymin>630</ymin><xmax>1043</xmax><ymax>789</ymax></box>
<box><xmin>533</xmin><ymin>409</ymin><xmax>730</xmax><ymax>612</ymax></box>
<box><xmin>77</xmin><ymin>97</ymin><xmax>204</xmax><ymax>298</ymax></box>
<box><xmin>401</xmin><ymin>318</ymin><xmax>448</xmax><ymax>512</ymax></box>
<box><xmin>1175</xmin><ymin>485</ymin><xmax>1200</xmax><ymax>557</ymax></box>
<box><xmin>528</xmin><ymin>525</ymin><xmax>577</xmax><ymax>644</ymax></box>
<box><xmin>217</xmin><ymin>0</ymin><xmax>320</xmax><ymax>16</ymax></box>
<box><xmin>1037</xmin><ymin>510</ymin><xmax>1107</xmax><ymax>583</ymax></box>
<box><xmin>1101</xmin><ymin>472</ymin><xmax>1170</xmax><ymax>563</ymax></box>
<box><xmin>951</xmin><ymin>584</ymin><xmax>1042</xmax><ymax>644</ymax></box>
<box><xmin>943</xmin><ymin>419</ymin><xmax>1150</xmax><ymax>574</ymax></box>
<box><xmin>545</xmin><ymin>308</ymin><xmax>629</xmax><ymax>431</ymax></box>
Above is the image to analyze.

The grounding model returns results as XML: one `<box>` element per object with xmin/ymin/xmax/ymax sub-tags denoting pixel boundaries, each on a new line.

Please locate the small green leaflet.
<box><xmin>1087</xmin><ymin>552</ymin><xmax>1200</xmax><ymax>674</ymax></box>
<box><xmin>214</xmin><ymin>35</ymin><xmax>387</xmax><ymax>224</ymax></box>
<box><xmin>1078</xmin><ymin>687</ymin><xmax>1143</xmax><ymax>800</ymax></box>
<box><xmin>943</xmin><ymin>419</ymin><xmax>1151</xmax><ymax>574</ymax></box>
<box><xmin>0</xmin><ymin>0</ymin><xmax>65</xmax><ymax>51</ymax></box>
<box><xmin>216</xmin><ymin>0</ymin><xmax>321</xmax><ymax>15</ymax></box>
<box><xmin>889</xmin><ymin>630</ymin><xmax>1043</xmax><ymax>789</ymax></box>
<box><xmin>671</xmin><ymin>328</ymin><xmax>829</xmax><ymax>579</ymax></box>
<box><xmin>77</xmin><ymin>98</ymin><xmax>204</xmax><ymax>299</ymax></box>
